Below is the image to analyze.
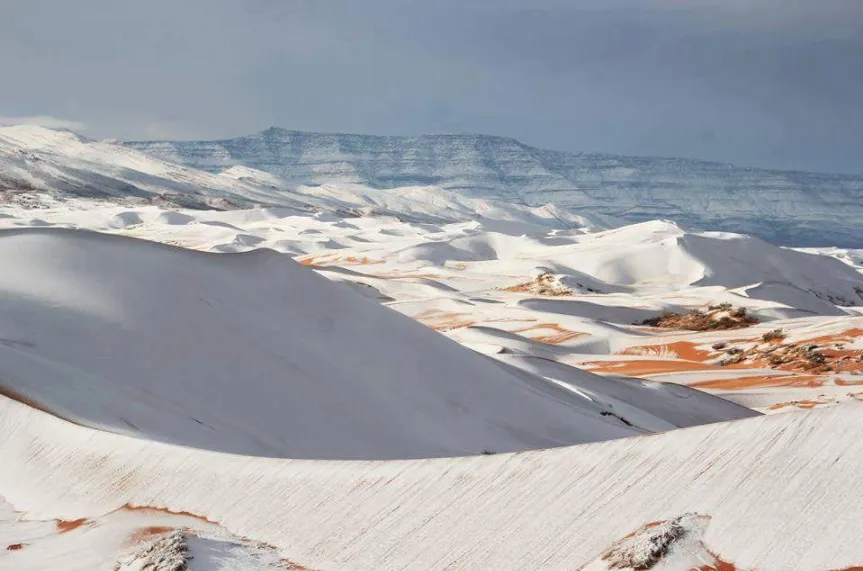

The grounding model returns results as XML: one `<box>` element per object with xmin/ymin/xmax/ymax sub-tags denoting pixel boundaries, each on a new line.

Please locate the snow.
<box><xmin>1</xmin><ymin>194</ymin><xmax>861</xmax><ymax>416</ymax></box>
<box><xmin>2</xmin><ymin>227</ymin><xmax>672</xmax><ymax>460</ymax></box>
<box><xmin>1</xmin><ymin>396</ymin><xmax>861</xmax><ymax>570</ymax></box>
<box><xmin>0</xmin><ymin>492</ymin><xmax>288</xmax><ymax>570</ymax></box>
<box><xmin>124</xmin><ymin>126</ymin><xmax>863</xmax><ymax>247</ymax></box>
<box><xmin>0</xmin><ymin>125</ymin><xmax>608</xmax><ymax>231</ymax></box>
<box><xmin>2</xmin><ymin>125</ymin><xmax>863</xmax><ymax>569</ymax></box>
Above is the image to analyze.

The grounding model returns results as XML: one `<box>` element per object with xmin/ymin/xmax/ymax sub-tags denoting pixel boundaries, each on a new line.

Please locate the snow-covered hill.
<box><xmin>0</xmin><ymin>228</ymin><xmax>763</xmax><ymax>460</ymax></box>
<box><xmin>124</xmin><ymin>127</ymin><xmax>863</xmax><ymax>247</ymax></box>
<box><xmin>3</xmin><ymin>124</ymin><xmax>863</xmax><ymax>570</ymax></box>
<box><xmin>0</xmin><ymin>125</ymin><xmax>610</xmax><ymax>231</ymax></box>
<box><xmin>3</xmin><ymin>198</ymin><xmax>861</xmax><ymax>415</ymax></box>
<box><xmin>1</xmin><ymin>394</ymin><xmax>860</xmax><ymax>570</ymax></box>
<box><xmin>0</xmin><ymin>125</ymin><xmax>309</xmax><ymax>210</ymax></box>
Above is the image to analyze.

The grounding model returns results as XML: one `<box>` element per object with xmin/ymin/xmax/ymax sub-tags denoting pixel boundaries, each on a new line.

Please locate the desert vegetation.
<box><xmin>639</xmin><ymin>305</ymin><xmax>759</xmax><ymax>331</ymax></box>
<box><xmin>714</xmin><ymin>337</ymin><xmax>863</xmax><ymax>373</ymax></box>
<box><xmin>761</xmin><ymin>328</ymin><xmax>787</xmax><ymax>342</ymax></box>
<box><xmin>502</xmin><ymin>272</ymin><xmax>573</xmax><ymax>296</ymax></box>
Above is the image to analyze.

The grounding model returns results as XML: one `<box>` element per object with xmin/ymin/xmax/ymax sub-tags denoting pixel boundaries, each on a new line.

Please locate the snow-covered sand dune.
<box><xmin>1</xmin><ymin>196</ymin><xmax>861</xmax><ymax>413</ymax></box>
<box><xmin>1</xmin><ymin>395</ymin><xmax>860</xmax><ymax>570</ymax></box>
<box><xmin>0</xmin><ymin>228</ymin><xmax>760</xmax><ymax>461</ymax></box>
<box><xmin>2</xmin><ymin>128</ymin><xmax>863</xmax><ymax>569</ymax></box>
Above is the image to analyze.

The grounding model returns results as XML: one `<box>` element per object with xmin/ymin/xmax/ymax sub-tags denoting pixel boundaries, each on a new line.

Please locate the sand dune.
<box><xmin>3</xmin><ymin>227</ymin><xmax>759</xmax><ymax>461</ymax></box>
<box><xmin>1</xmin><ymin>395</ymin><xmax>860</xmax><ymax>570</ymax></box>
<box><xmin>2</xmin><ymin>155</ymin><xmax>863</xmax><ymax>569</ymax></box>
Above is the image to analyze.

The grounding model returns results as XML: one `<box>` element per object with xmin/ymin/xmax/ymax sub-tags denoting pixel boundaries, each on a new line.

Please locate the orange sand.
<box><xmin>56</xmin><ymin>518</ymin><xmax>88</xmax><ymax>533</ymax></box>
<box><xmin>584</xmin><ymin>359</ymin><xmax>724</xmax><ymax>376</ymax></box>
<box><xmin>621</xmin><ymin>341</ymin><xmax>714</xmax><ymax>362</ymax></box>
<box><xmin>299</xmin><ymin>255</ymin><xmax>383</xmax><ymax>267</ymax></box>
<box><xmin>121</xmin><ymin>504</ymin><xmax>215</xmax><ymax>525</ymax></box>
<box><xmin>129</xmin><ymin>526</ymin><xmax>174</xmax><ymax>544</ymax></box>
<box><xmin>511</xmin><ymin>323</ymin><xmax>585</xmax><ymax>344</ymax></box>
<box><xmin>692</xmin><ymin>375</ymin><xmax>823</xmax><ymax>390</ymax></box>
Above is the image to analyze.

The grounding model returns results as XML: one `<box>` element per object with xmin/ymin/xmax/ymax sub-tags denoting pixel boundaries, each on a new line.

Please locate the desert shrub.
<box><xmin>720</xmin><ymin>353</ymin><xmax>745</xmax><ymax>366</ymax></box>
<box><xmin>762</xmin><ymin>328</ymin><xmax>786</xmax><ymax>342</ymax></box>
<box><xmin>806</xmin><ymin>350</ymin><xmax>826</xmax><ymax>365</ymax></box>
<box><xmin>639</xmin><ymin>305</ymin><xmax>757</xmax><ymax>331</ymax></box>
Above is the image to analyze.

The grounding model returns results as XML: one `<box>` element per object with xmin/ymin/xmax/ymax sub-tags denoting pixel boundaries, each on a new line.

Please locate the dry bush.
<box><xmin>502</xmin><ymin>273</ymin><xmax>572</xmax><ymax>296</ymax></box>
<box><xmin>761</xmin><ymin>328</ymin><xmax>786</xmax><ymax>342</ymax></box>
<box><xmin>639</xmin><ymin>306</ymin><xmax>758</xmax><ymax>331</ymax></box>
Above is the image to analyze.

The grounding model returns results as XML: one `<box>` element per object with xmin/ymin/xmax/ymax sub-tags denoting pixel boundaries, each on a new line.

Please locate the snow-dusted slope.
<box><xmin>541</xmin><ymin>221</ymin><xmax>863</xmax><ymax>308</ymax></box>
<box><xmin>0</xmin><ymin>125</ymin><xmax>312</xmax><ymax>209</ymax></box>
<box><xmin>1</xmin><ymin>177</ymin><xmax>862</xmax><ymax>569</ymax></box>
<box><xmin>0</xmin><ymin>228</ymin><xmax>760</xmax><ymax>460</ymax></box>
<box><xmin>0</xmin><ymin>125</ymin><xmax>609</xmax><ymax>231</ymax></box>
<box><xmin>1</xmin><ymin>396</ymin><xmax>860</xmax><ymax>570</ymax></box>
<box><xmin>2</xmin><ymin>198</ymin><xmax>861</xmax><ymax>413</ymax></box>
<box><xmin>124</xmin><ymin>127</ymin><xmax>863</xmax><ymax>246</ymax></box>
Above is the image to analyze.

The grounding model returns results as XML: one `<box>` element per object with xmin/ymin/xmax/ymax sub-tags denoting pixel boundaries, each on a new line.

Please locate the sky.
<box><xmin>1</xmin><ymin>0</ymin><xmax>862</xmax><ymax>174</ymax></box>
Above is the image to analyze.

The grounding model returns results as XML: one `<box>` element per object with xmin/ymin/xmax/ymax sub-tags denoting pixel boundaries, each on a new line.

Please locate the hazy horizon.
<box><xmin>2</xmin><ymin>0</ymin><xmax>861</xmax><ymax>174</ymax></box>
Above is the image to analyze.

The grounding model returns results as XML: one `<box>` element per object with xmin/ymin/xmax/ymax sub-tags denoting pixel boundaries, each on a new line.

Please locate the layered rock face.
<box><xmin>125</xmin><ymin>128</ymin><xmax>863</xmax><ymax>247</ymax></box>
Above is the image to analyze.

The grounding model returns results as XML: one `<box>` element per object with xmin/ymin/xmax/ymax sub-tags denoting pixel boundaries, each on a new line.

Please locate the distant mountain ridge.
<box><xmin>123</xmin><ymin>127</ymin><xmax>863</xmax><ymax>247</ymax></box>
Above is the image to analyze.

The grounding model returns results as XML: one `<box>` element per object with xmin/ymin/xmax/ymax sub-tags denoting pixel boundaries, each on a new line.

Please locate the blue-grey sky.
<box><xmin>2</xmin><ymin>0</ymin><xmax>861</xmax><ymax>174</ymax></box>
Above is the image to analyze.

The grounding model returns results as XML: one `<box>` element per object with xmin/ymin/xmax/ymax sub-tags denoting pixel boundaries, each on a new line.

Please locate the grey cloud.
<box><xmin>0</xmin><ymin>0</ymin><xmax>861</xmax><ymax>173</ymax></box>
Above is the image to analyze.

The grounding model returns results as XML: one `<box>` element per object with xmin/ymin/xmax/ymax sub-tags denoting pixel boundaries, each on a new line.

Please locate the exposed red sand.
<box><xmin>299</xmin><ymin>255</ymin><xmax>383</xmax><ymax>267</ymax></box>
<box><xmin>586</xmin><ymin>355</ymin><xmax>833</xmax><ymax>390</ymax></box>
<box><xmin>56</xmin><ymin>518</ymin><xmax>89</xmax><ymax>533</ymax></box>
<box><xmin>768</xmin><ymin>399</ymin><xmax>824</xmax><ymax>411</ymax></box>
<box><xmin>128</xmin><ymin>526</ymin><xmax>174</xmax><ymax>544</ymax></box>
<box><xmin>416</xmin><ymin>311</ymin><xmax>540</xmax><ymax>332</ymax></box>
<box><xmin>812</xmin><ymin>328</ymin><xmax>863</xmax><ymax>342</ymax></box>
<box><xmin>698</xmin><ymin>550</ymin><xmax>739</xmax><ymax>571</ymax></box>
<box><xmin>621</xmin><ymin>341</ymin><xmax>715</xmax><ymax>362</ymax></box>
<box><xmin>619</xmin><ymin>519</ymin><xmax>663</xmax><ymax>540</ymax></box>
<box><xmin>415</xmin><ymin>311</ymin><xmax>477</xmax><ymax>332</ymax></box>
<box><xmin>692</xmin><ymin>375</ymin><xmax>823</xmax><ymax>390</ymax></box>
<box><xmin>5</xmin><ymin>543</ymin><xmax>25</xmax><ymax>551</ymax></box>
<box><xmin>584</xmin><ymin>359</ymin><xmax>725</xmax><ymax>376</ymax></box>
<box><xmin>511</xmin><ymin>323</ymin><xmax>585</xmax><ymax>344</ymax></box>
<box><xmin>588</xmin><ymin>329</ymin><xmax>863</xmax><ymax>394</ymax></box>
<box><xmin>121</xmin><ymin>504</ymin><xmax>215</xmax><ymax>525</ymax></box>
<box><xmin>533</xmin><ymin>330</ymin><xmax>585</xmax><ymax>344</ymax></box>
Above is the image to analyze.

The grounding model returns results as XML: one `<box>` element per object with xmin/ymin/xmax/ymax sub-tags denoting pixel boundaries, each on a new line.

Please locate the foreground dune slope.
<box><xmin>0</xmin><ymin>228</ymin><xmax>656</xmax><ymax>460</ymax></box>
<box><xmin>0</xmin><ymin>228</ymin><xmax>762</xmax><ymax>462</ymax></box>
<box><xmin>0</xmin><ymin>397</ymin><xmax>860</xmax><ymax>570</ymax></box>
